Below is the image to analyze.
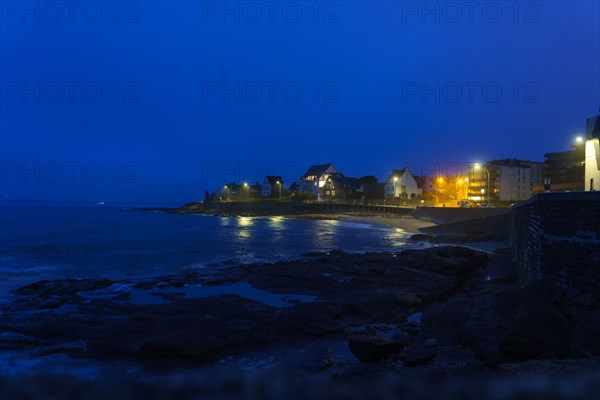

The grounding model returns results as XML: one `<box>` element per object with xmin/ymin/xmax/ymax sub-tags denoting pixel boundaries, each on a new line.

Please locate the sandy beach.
<box><xmin>286</xmin><ymin>213</ymin><xmax>436</xmax><ymax>233</ymax></box>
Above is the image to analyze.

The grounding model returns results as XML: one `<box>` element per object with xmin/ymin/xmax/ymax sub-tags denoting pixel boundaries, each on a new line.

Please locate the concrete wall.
<box><xmin>413</xmin><ymin>206</ymin><xmax>510</xmax><ymax>225</ymax></box>
<box><xmin>192</xmin><ymin>201</ymin><xmax>414</xmax><ymax>216</ymax></box>
<box><xmin>510</xmin><ymin>192</ymin><xmax>600</xmax><ymax>288</ymax></box>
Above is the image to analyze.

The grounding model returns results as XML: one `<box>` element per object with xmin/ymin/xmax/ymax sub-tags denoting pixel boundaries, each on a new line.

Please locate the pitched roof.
<box><xmin>390</xmin><ymin>168</ymin><xmax>412</xmax><ymax>177</ymax></box>
<box><xmin>301</xmin><ymin>164</ymin><xmax>335</xmax><ymax>179</ymax></box>
<box><xmin>264</xmin><ymin>176</ymin><xmax>284</xmax><ymax>186</ymax></box>
<box><xmin>330</xmin><ymin>174</ymin><xmax>360</xmax><ymax>186</ymax></box>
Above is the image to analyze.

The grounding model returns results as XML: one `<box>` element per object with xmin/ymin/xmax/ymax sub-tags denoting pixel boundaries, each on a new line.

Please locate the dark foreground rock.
<box><xmin>1</xmin><ymin>245</ymin><xmax>598</xmax><ymax>386</ymax></box>
<box><xmin>348</xmin><ymin>334</ymin><xmax>404</xmax><ymax>363</ymax></box>
<box><xmin>399</xmin><ymin>343</ymin><xmax>438</xmax><ymax>366</ymax></box>
<box><xmin>411</xmin><ymin>214</ymin><xmax>511</xmax><ymax>245</ymax></box>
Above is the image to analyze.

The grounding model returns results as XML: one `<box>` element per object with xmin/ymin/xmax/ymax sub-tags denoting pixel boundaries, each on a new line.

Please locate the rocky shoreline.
<box><xmin>1</xmin><ymin>240</ymin><xmax>598</xmax><ymax>397</ymax></box>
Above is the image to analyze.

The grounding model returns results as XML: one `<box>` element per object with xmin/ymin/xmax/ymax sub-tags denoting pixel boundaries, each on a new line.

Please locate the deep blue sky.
<box><xmin>1</xmin><ymin>1</ymin><xmax>599</xmax><ymax>203</ymax></box>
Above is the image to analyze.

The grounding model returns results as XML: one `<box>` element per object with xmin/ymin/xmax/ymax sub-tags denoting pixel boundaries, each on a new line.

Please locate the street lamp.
<box><xmin>243</xmin><ymin>182</ymin><xmax>249</xmax><ymax>199</ymax></box>
<box><xmin>576</xmin><ymin>136</ymin><xmax>584</xmax><ymax>144</ymax></box>
<box><xmin>474</xmin><ymin>163</ymin><xmax>490</xmax><ymax>206</ymax></box>
<box><xmin>224</xmin><ymin>185</ymin><xmax>229</xmax><ymax>201</ymax></box>
<box><xmin>393</xmin><ymin>176</ymin><xmax>398</xmax><ymax>199</ymax></box>
<box><xmin>276</xmin><ymin>181</ymin><xmax>282</xmax><ymax>200</ymax></box>
<box><xmin>436</xmin><ymin>177</ymin><xmax>445</xmax><ymax>206</ymax></box>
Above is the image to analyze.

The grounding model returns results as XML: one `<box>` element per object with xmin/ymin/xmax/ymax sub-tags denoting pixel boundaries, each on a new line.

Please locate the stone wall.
<box><xmin>413</xmin><ymin>207</ymin><xmax>510</xmax><ymax>225</ymax></box>
<box><xmin>510</xmin><ymin>192</ymin><xmax>600</xmax><ymax>288</ymax></box>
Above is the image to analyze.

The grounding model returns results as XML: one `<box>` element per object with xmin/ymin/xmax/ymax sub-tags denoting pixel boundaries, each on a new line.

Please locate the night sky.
<box><xmin>1</xmin><ymin>1</ymin><xmax>599</xmax><ymax>203</ymax></box>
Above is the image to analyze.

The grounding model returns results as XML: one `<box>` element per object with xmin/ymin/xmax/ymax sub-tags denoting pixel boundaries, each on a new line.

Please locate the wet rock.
<box><xmin>420</xmin><ymin>296</ymin><xmax>469</xmax><ymax>347</ymax></box>
<box><xmin>409</xmin><ymin>234</ymin><xmax>434</xmax><ymax>241</ymax></box>
<box><xmin>500</xmin><ymin>303</ymin><xmax>573</xmax><ymax>361</ymax></box>
<box><xmin>314</xmin><ymin>347</ymin><xmax>335</xmax><ymax>371</ymax></box>
<box><xmin>328</xmin><ymin>249</ymin><xmax>347</xmax><ymax>257</ymax></box>
<box><xmin>401</xmin><ymin>246</ymin><xmax>488</xmax><ymax>277</ymax></box>
<box><xmin>461</xmin><ymin>233</ymin><xmax>501</xmax><ymax>243</ymax></box>
<box><xmin>400</xmin><ymin>344</ymin><xmax>437</xmax><ymax>366</ymax></box>
<box><xmin>300</xmin><ymin>251</ymin><xmax>328</xmax><ymax>257</ymax></box>
<box><xmin>429</xmin><ymin>235</ymin><xmax>464</xmax><ymax>244</ymax></box>
<box><xmin>571</xmin><ymin>310</ymin><xmax>600</xmax><ymax>357</ymax></box>
<box><xmin>0</xmin><ymin>332</ymin><xmax>38</xmax><ymax>349</ymax></box>
<box><xmin>431</xmin><ymin>346</ymin><xmax>483</xmax><ymax>373</ymax></box>
<box><xmin>348</xmin><ymin>334</ymin><xmax>403</xmax><ymax>363</ymax></box>
<box><xmin>423</xmin><ymin>246</ymin><xmax>489</xmax><ymax>265</ymax></box>
<box><xmin>404</xmin><ymin>312</ymin><xmax>422</xmax><ymax>325</ymax></box>
<box><xmin>34</xmin><ymin>341</ymin><xmax>88</xmax><ymax>357</ymax></box>
<box><xmin>13</xmin><ymin>279</ymin><xmax>113</xmax><ymax>297</ymax></box>
<box><xmin>493</xmin><ymin>247</ymin><xmax>512</xmax><ymax>254</ymax></box>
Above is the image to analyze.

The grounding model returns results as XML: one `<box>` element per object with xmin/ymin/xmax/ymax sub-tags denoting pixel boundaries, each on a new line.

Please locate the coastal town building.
<box><xmin>540</xmin><ymin>144</ymin><xmax>585</xmax><ymax>192</ymax></box>
<box><xmin>299</xmin><ymin>164</ymin><xmax>337</xmax><ymax>197</ymax></box>
<box><xmin>261</xmin><ymin>176</ymin><xmax>284</xmax><ymax>198</ymax></box>
<box><xmin>585</xmin><ymin>112</ymin><xmax>600</xmax><ymax>191</ymax></box>
<box><xmin>384</xmin><ymin>168</ymin><xmax>422</xmax><ymax>199</ymax></box>
<box><xmin>468</xmin><ymin>159</ymin><xmax>544</xmax><ymax>203</ymax></box>
<box><xmin>250</xmin><ymin>183</ymin><xmax>262</xmax><ymax>197</ymax></box>
<box><xmin>415</xmin><ymin>176</ymin><xmax>437</xmax><ymax>201</ymax></box>
<box><xmin>222</xmin><ymin>182</ymin><xmax>243</xmax><ymax>199</ymax></box>
<box><xmin>357</xmin><ymin>176</ymin><xmax>385</xmax><ymax>200</ymax></box>
<box><xmin>222</xmin><ymin>182</ymin><xmax>261</xmax><ymax>199</ymax></box>
<box><xmin>321</xmin><ymin>173</ymin><xmax>361</xmax><ymax>200</ymax></box>
<box><xmin>428</xmin><ymin>175</ymin><xmax>468</xmax><ymax>205</ymax></box>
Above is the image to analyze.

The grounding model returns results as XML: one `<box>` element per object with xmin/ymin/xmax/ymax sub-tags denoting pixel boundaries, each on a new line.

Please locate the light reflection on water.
<box><xmin>0</xmin><ymin>205</ymin><xmax>424</xmax><ymax>292</ymax></box>
<box><xmin>383</xmin><ymin>228</ymin><xmax>411</xmax><ymax>247</ymax></box>
<box><xmin>237</xmin><ymin>217</ymin><xmax>254</xmax><ymax>227</ymax></box>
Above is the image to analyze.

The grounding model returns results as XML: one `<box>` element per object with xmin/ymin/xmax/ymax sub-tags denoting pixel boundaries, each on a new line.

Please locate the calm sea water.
<box><xmin>0</xmin><ymin>203</ymin><xmax>417</xmax><ymax>299</ymax></box>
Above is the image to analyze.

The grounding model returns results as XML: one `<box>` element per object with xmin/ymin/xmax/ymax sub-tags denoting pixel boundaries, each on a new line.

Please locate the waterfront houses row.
<box><xmin>218</xmin><ymin>111</ymin><xmax>600</xmax><ymax>204</ymax></box>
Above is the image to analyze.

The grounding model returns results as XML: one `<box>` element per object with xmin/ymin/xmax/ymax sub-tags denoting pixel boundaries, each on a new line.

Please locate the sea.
<box><xmin>0</xmin><ymin>202</ymin><xmax>420</xmax><ymax>301</ymax></box>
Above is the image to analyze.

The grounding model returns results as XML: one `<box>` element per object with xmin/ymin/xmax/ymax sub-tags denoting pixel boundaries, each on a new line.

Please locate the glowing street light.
<box><xmin>224</xmin><ymin>185</ymin><xmax>229</xmax><ymax>201</ymax></box>
<box><xmin>576</xmin><ymin>136</ymin><xmax>584</xmax><ymax>144</ymax></box>
<box><xmin>456</xmin><ymin>178</ymin><xmax>467</xmax><ymax>200</ymax></box>
<box><xmin>276</xmin><ymin>181</ymin><xmax>282</xmax><ymax>200</ymax></box>
<box><xmin>393</xmin><ymin>176</ymin><xmax>398</xmax><ymax>198</ymax></box>
<box><xmin>243</xmin><ymin>182</ymin><xmax>249</xmax><ymax>199</ymax></box>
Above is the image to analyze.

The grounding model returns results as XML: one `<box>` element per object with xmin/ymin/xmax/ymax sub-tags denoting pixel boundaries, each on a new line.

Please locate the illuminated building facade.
<box><xmin>585</xmin><ymin>112</ymin><xmax>600</xmax><ymax>191</ymax></box>
<box><xmin>299</xmin><ymin>164</ymin><xmax>337</xmax><ymax>197</ymax></box>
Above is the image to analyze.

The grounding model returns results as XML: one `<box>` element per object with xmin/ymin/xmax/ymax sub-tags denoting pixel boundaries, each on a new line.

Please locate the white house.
<box><xmin>299</xmin><ymin>164</ymin><xmax>337</xmax><ymax>197</ymax></box>
<box><xmin>585</xmin><ymin>113</ymin><xmax>600</xmax><ymax>191</ymax></box>
<box><xmin>261</xmin><ymin>176</ymin><xmax>284</xmax><ymax>197</ymax></box>
<box><xmin>384</xmin><ymin>168</ymin><xmax>422</xmax><ymax>199</ymax></box>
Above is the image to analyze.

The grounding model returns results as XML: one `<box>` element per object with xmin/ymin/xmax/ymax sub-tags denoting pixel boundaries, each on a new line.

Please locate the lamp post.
<box><xmin>437</xmin><ymin>177</ymin><xmax>444</xmax><ymax>206</ymax></box>
<box><xmin>224</xmin><ymin>185</ymin><xmax>229</xmax><ymax>201</ymax></box>
<box><xmin>474</xmin><ymin>163</ymin><xmax>490</xmax><ymax>206</ymax></box>
<box><xmin>243</xmin><ymin>182</ymin><xmax>249</xmax><ymax>199</ymax></box>
<box><xmin>277</xmin><ymin>181</ymin><xmax>282</xmax><ymax>200</ymax></box>
<box><xmin>393</xmin><ymin>176</ymin><xmax>398</xmax><ymax>200</ymax></box>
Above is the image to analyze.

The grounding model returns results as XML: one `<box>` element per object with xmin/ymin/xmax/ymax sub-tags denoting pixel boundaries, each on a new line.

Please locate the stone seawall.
<box><xmin>174</xmin><ymin>201</ymin><xmax>414</xmax><ymax>216</ymax></box>
<box><xmin>413</xmin><ymin>206</ymin><xmax>510</xmax><ymax>225</ymax></box>
<box><xmin>510</xmin><ymin>192</ymin><xmax>600</xmax><ymax>288</ymax></box>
